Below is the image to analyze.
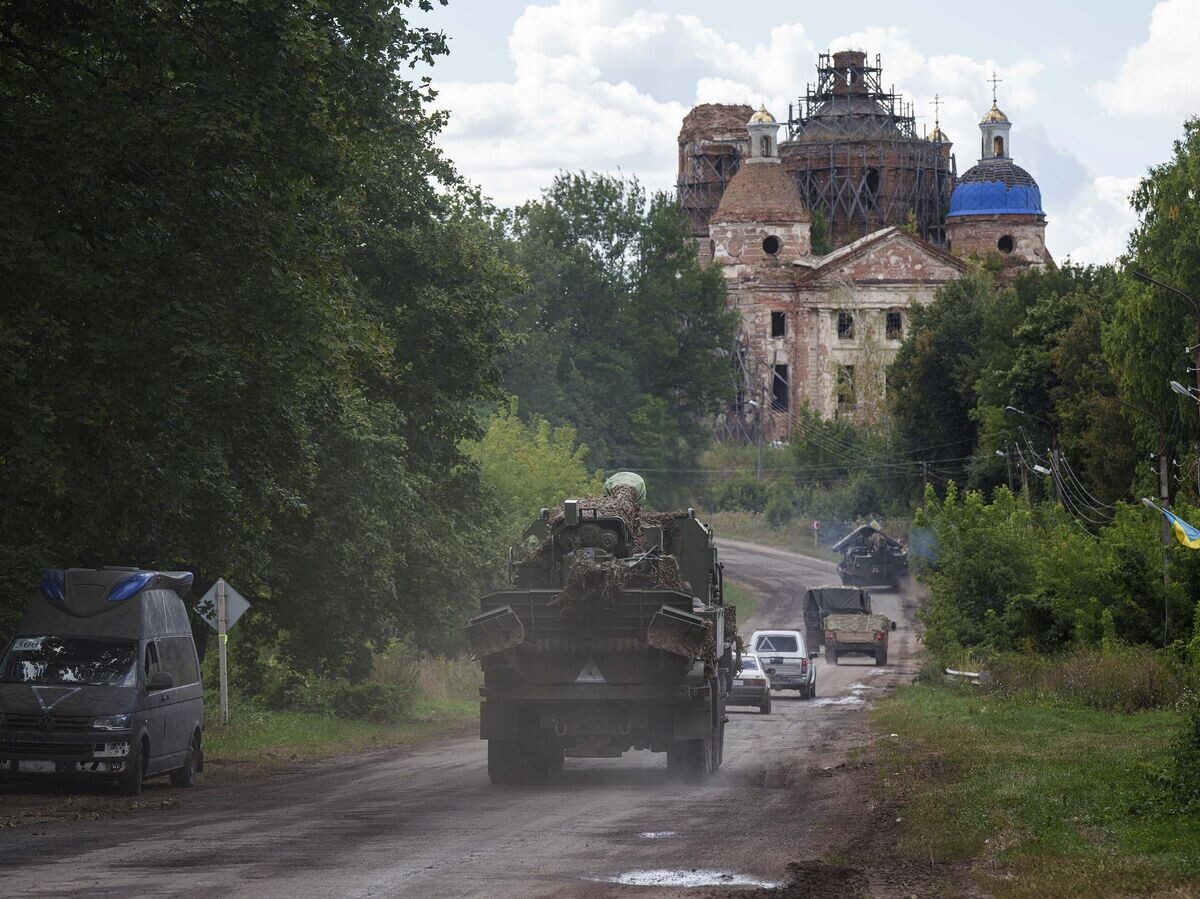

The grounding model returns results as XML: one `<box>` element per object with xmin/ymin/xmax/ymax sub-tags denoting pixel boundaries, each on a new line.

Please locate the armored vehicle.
<box><xmin>466</xmin><ymin>473</ymin><xmax>736</xmax><ymax>785</ymax></box>
<box><xmin>833</xmin><ymin>524</ymin><xmax>908</xmax><ymax>589</ymax></box>
<box><xmin>804</xmin><ymin>585</ymin><xmax>895</xmax><ymax>665</ymax></box>
<box><xmin>0</xmin><ymin>567</ymin><xmax>203</xmax><ymax>794</ymax></box>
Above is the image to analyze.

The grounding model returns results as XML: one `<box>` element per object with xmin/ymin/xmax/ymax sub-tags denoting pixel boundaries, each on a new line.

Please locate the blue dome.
<box><xmin>948</xmin><ymin>157</ymin><xmax>1044</xmax><ymax>218</ymax></box>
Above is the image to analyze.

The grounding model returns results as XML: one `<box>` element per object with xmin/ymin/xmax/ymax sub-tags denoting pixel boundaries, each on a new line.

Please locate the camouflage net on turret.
<box><xmin>549</xmin><ymin>547</ymin><xmax>685</xmax><ymax>617</ymax></box>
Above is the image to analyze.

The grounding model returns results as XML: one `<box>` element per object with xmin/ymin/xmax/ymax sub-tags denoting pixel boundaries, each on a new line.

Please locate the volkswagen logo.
<box><xmin>38</xmin><ymin>715</ymin><xmax>54</xmax><ymax>732</ymax></box>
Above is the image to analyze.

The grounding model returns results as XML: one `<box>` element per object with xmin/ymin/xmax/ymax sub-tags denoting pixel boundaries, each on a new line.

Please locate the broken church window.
<box><xmin>836</xmin><ymin>365</ymin><xmax>856</xmax><ymax>413</ymax></box>
<box><xmin>771</xmin><ymin>311</ymin><xmax>786</xmax><ymax>338</ymax></box>
<box><xmin>772</xmin><ymin>364</ymin><xmax>789</xmax><ymax>411</ymax></box>
<box><xmin>837</xmin><ymin>311</ymin><xmax>854</xmax><ymax>340</ymax></box>
<box><xmin>886</xmin><ymin>310</ymin><xmax>903</xmax><ymax>340</ymax></box>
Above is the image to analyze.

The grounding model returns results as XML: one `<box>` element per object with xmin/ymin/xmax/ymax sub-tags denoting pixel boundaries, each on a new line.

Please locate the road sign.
<box><xmin>197</xmin><ymin>578</ymin><xmax>250</xmax><ymax>631</ymax></box>
<box><xmin>197</xmin><ymin>578</ymin><xmax>250</xmax><ymax>725</ymax></box>
<box><xmin>812</xmin><ymin>520</ymin><xmax>821</xmax><ymax>530</ymax></box>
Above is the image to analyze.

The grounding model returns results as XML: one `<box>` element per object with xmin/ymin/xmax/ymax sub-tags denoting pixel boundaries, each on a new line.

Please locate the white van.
<box><xmin>748</xmin><ymin>629</ymin><xmax>817</xmax><ymax>699</ymax></box>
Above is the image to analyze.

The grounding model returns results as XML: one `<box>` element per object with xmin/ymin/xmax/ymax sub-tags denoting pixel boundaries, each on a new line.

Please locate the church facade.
<box><xmin>679</xmin><ymin>51</ymin><xmax>1051</xmax><ymax>436</ymax></box>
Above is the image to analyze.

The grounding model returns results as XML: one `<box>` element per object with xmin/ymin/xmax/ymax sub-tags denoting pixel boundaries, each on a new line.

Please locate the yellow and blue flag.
<box><xmin>1143</xmin><ymin>499</ymin><xmax>1200</xmax><ymax>549</ymax></box>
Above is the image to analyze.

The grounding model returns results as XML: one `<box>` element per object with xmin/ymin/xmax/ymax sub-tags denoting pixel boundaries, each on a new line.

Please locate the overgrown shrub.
<box><xmin>711</xmin><ymin>473</ymin><xmax>768</xmax><ymax>513</ymax></box>
<box><xmin>984</xmin><ymin>647</ymin><xmax>1187</xmax><ymax>712</ymax></box>
<box><xmin>1167</xmin><ymin>692</ymin><xmax>1200</xmax><ymax>808</ymax></box>
<box><xmin>765</xmin><ymin>481</ymin><xmax>801</xmax><ymax>527</ymax></box>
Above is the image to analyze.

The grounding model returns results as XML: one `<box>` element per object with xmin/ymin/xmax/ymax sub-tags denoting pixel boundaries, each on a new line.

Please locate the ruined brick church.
<box><xmin>678</xmin><ymin>51</ymin><xmax>1051</xmax><ymax>435</ymax></box>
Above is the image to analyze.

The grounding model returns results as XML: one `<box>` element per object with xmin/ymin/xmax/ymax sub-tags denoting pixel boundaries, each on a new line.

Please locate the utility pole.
<box><xmin>1159</xmin><ymin>450</ymin><xmax>1171</xmax><ymax>642</ymax></box>
<box><xmin>1005</xmin><ymin>444</ymin><xmax>1014</xmax><ymax>494</ymax></box>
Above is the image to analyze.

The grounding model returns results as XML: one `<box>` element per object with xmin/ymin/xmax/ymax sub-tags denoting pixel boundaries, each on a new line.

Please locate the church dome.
<box><xmin>981</xmin><ymin>102</ymin><xmax>1009</xmax><ymax>124</ymax></box>
<box><xmin>711</xmin><ymin>161</ymin><xmax>810</xmax><ymax>224</ymax></box>
<box><xmin>749</xmin><ymin>104</ymin><xmax>776</xmax><ymax>124</ymax></box>
<box><xmin>948</xmin><ymin>157</ymin><xmax>1044</xmax><ymax>217</ymax></box>
<box><xmin>928</xmin><ymin>124</ymin><xmax>950</xmax><ymax>143</ymax></box>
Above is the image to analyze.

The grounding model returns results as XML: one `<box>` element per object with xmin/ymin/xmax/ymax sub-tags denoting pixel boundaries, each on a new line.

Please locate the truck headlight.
<box><xmin>92</xmin><ymin>715</ymin><xmax>131</xmax><ymax>731</ymax></box>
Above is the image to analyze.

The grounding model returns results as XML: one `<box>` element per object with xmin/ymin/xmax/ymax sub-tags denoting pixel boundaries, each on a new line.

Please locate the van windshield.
<box><xmin>0</xmin><ymin>636</ymin><xmax>138</xmax><ymax>687</ymax></box>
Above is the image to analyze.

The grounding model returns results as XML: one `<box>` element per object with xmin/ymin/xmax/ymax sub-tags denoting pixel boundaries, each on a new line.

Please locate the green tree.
<box><xmin>466</xmin><ymin>398</ymin><xmax>604</xmax><ymax>543</ymax></box>
<box><xmin>502</xmin><ymin>173</ymin><xmax>736</xmax><ymax>472</ymax></box>
<box><xmin>0</xmin><ymin>1</ymin><xmax>520</xmax><ymax>671</ymax></box>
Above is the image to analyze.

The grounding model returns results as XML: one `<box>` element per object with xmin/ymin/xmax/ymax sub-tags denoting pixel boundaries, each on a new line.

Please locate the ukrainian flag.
<box><xmin>1144</xmin><ymin>499</ymin><xmax>1200</xmax><ymax>549</ymax></box>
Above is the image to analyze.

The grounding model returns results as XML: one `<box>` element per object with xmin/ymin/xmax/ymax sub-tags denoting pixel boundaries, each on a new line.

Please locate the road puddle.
<box><xmin>597</xmin><ymin>869</ymin><xmax>779</xmax><ymax>887</ymax></box>
<box><xmin>812</xmin><ymin>682</ymin><xmax>875</xmax><ymax>707</ymax></box>
<box><xmin>635</xmin><ymin>831</ymin><xmax>676</xmax><ymax>839</ymax></box>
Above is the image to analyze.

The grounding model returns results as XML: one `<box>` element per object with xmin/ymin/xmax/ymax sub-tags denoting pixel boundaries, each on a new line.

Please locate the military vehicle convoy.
<box><xmin>804</xmin><ymin>584</ymin><xmax>895</xmax><ymax>666</ymax></box>
<box><xmin>833</xmin><ymin>524</ymin><xmax>909</xmax><ymax>589</ymax></box>
<box><xmin>466</xmin><ymin>473</ymin><xmax>736</xmax><ymax>785</ymax></box>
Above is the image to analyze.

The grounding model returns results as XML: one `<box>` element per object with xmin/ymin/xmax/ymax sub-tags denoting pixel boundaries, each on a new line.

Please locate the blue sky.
<box><xmin>420</xmin><ymin>0</ymin><xmax>1200</xmax><ymax>263</ymax></box>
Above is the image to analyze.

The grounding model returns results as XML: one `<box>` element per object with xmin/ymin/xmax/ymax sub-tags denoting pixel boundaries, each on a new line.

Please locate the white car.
<box><xmin>729</xmin><ymin>653</ymin><xmax>771</xmax><ymax>713</ymax></box>
<box><xmin>749</xmin><ymin>629</ymin><xmax>817</xmax><ymax>699</ymax></box>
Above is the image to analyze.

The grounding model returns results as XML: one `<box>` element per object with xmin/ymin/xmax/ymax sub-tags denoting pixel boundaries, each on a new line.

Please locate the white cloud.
<box><xmin>1095</xmin><ymin>0</ymin><xmax>1200</xmax><ymax>118</ymax></box>
<box><xmin>432</xmin><ymin>1</ymin><xmax>1133</xmax><ymax>261</ymax></box>
<box><xmin>1050</xmin><ymin>175</ymin><xmax>1139</xmax><ymax>265</ymax></box>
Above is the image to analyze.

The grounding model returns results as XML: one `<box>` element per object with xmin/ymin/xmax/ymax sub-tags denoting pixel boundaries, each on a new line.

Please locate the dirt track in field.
<box><xmin>0</xmin><ymin>539</ymin><xmax>957</xmax><ymax>898</ymax></box>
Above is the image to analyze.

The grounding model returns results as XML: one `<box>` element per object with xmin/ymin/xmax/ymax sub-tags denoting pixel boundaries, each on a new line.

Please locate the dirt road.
<box><xmin>0</xmin><ymin>540</ymin><xmax>921</xmax><ymax>898</ymax></box>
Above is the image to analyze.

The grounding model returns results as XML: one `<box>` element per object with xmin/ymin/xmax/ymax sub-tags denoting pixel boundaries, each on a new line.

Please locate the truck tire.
<box><xmin>544</xmin><ymin>745</ymin><xmax>565</xmax><ymax>773</ymax></box>
<box><xmin>875</xmin><ymin>650</ymin><xmax>888</xmax><ymax>666</ymax></box>
<box><xmin>759</xmin><ymin>693</ymin><xmax>772</xmax><ymax>714</ymax></box>
<box><xmin>487</xmin><ymin>739</ymin><xmax>539</xmax><ymax>786</ymax></box>
<box><xmin>667</xmin><ymin>738</ymin><xmax>710</xmax><ymax>783</ymax></box>
<box><xmin>826</xmin><ymin>648</ymin><xmax>838</xmax><ymax>665</ymax></box>
<box><xmin>710</xmin><ymin>721</ymin><xmax>725</xmax><ymax>774</ymax></box>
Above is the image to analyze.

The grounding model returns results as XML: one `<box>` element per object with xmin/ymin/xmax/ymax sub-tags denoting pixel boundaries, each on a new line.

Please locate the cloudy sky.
<box><xmin>423</xmin><ymin>0</ymin><xmax>1200</xmax><ymax>264</ymax></box>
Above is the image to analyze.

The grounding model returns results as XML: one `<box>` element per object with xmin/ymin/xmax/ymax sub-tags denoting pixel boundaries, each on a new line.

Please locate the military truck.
<box><xmin>804</xmin><ymin>584</ymin><xmax>895</xmax><ymax>666</ymax></box>
<box><xmin>466</xmin><ymin>473</ymin><xmax>735</xmax><ymax>785</ymax></box>
<box><xmin>833</xmin><ymin>524</ymin><xmax>908</xmax><ymax>589</ymax></box>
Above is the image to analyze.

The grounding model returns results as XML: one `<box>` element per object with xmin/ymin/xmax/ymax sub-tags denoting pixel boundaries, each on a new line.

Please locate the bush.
<box><xmin>983</xmin><ymin>647</ymin><xmax>1188</xmax><ymax>713</ymax></box>
<box><xmin>329</xmin><ymin>681</ymin><xmax>410</xmax><ymax>724</ymax></box>
<box><xmin>711</xmin><ymin>473</ymin><xmax>768</xmax><ymax>513</ymax></box>
<box><xmin>1168</xmin><ymin>692</ymin><xmax>1200</xmax><ymax>808</ymax></box>
<box><xmin>765</xmin><ymin>481</ymin><xmax>801</xmax><ymax>527</ymax></box>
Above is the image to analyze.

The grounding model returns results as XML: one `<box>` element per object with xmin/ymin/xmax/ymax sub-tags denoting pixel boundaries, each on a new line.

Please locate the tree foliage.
<box><xmin>0</xmin><ymin>1</ymin><xmax>520</xmax><ymax>673</ymax></box>
<box><xmin>465</xmin><ymin>398</ymin><xmax>604</xmax><ymax>544</ymax></box>
<box><xmin>501</xmin><ymin>173</ymin><xmax>737</xmax><ymax>473</ymax></box>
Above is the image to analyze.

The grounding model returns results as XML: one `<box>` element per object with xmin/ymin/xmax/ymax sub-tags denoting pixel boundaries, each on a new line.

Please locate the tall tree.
<box><xmin>0</xmin><ymin>1</ymin><xmax>520</xmax><ymax>671</ymax></box>
<box><xmin>503</xmin><ymin>173</ymin><xmax>736</xmax><ymax>475</ymax></box>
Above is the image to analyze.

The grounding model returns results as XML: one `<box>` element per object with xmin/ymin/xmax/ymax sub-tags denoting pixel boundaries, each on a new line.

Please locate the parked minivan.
<box><xmin>0</xmin><ymin>567</ymin><xmax>203</xmax><ymax>794</ymax></box>
<box><xmin>749</xmin><ymin>629</ymin><xmax>818</xmax><ymax>699</ymax></box>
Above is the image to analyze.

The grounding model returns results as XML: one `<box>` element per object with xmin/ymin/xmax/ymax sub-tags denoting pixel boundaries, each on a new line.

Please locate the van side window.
<box><xmin>158</xmin><ymin>636</ymin><xmax>200</xmax><ymax>686</ymax></box>
<box><xmin>144</xmin><ymin>641</ymin><xmax>160</xmax><ymax>677</ymax></box>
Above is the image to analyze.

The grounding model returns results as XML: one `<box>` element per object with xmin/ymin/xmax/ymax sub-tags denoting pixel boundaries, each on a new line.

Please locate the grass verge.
<box><xmin>873</xmin><ymin>682</ymin><xmax>1200</xmax><ymax>897</ymax></box>
<box><xmin>204</xmin><ymin>653</ymin><xmax>481</xmax><ymax>771</ymax></box>
<box><xmin>723</xmin><ymin>577</ymin><xmax>763</xmax><ymax>626</ymax></box>
<box><xmin>704</xmin><ymin>510</ymin><xmax>839</xmax><ymax>562</ymax></box>
<box><xmin>202</xmin><ymin>697</ymin><xmax>477</xmax><ymax>771</ymax></box>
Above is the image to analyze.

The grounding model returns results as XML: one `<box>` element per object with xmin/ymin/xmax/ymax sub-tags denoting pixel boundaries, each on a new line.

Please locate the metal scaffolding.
<box><xmin>782</xmin><ymin>52</ymin><xmax>957</xmax><ymax>246</ymax></box>
<box><xmin>677</xmin><ymin>143</ymin><xmax>741</xmax><ymax>237</ymax></box>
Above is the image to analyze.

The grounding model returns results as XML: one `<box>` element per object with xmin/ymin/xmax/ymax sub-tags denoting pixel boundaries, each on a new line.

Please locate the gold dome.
<box><xmin>929</xmin><ymin>125</ymin><xmax>950</xmax><ymax>143</ymax></box>
<box><xmin>981</xmin><ymin>102</ymin><xmax>1009</xmax><ymax>124</ymax></box>
<box><xmin>749</xmin><ymin>104</ymin><xmax>776</xmax><ymax>124</ymax></box>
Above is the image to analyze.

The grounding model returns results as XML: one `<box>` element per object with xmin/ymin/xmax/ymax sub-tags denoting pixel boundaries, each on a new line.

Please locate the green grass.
<box><xmin>202</xmin><ymin>652</ymin><xmax>482</xmax><ymax>771</ymax></box>
<box><xmin>202</xmin><ymin>697</ymin><xmax>476</xmax><ymax>770</ymax></box>
<box><xmin>703</xmin><ymin>510</ymin><xmax>839</xmax><ymax>562</ymax></box>
<box><xmin>723</xmin><ymin>577</ymin><xmax>763</xmax><ymax>625</ymax></box>
<box><xmin>873</xmin><ymin>682</ymin><xmax>1200</xmax><ymax>897</ymax></box>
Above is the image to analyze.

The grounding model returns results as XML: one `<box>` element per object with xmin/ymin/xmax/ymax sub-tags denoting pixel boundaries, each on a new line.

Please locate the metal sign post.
<box><xmin>218</xmin><ymin>579</ymin><xmax>229</xmax><ymax>725</ymax></box>
<box><xmin>198</xmin><ymin>577</ymin><xmax>250</xmax><ymax>725</ymax></box>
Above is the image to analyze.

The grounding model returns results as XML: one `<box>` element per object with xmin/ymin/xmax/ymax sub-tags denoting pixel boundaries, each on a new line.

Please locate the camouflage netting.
<box><xmin>549</xmin><ymin>547</ymin><xmax>684</xmax><ymax>618</ymax></box>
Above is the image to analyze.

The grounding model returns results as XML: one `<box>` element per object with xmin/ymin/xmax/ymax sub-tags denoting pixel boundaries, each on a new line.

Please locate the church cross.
<box><xmin>988</xmin><ymin>71</ymin><xmax>1002</xmax><ymax>104</ymax></box>
<box><xmin>930</xmin><ymin>93</ymin><xmax>942</xmax><ymax>127</ymax></box>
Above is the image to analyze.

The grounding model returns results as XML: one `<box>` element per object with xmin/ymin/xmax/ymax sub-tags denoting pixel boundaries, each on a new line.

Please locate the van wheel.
<box><xmin>171</xmin><ymin>734</ymin><xmax>200</xmax><ymax>788</ymax></box>
<box><xmin>810</xmin><ymin>679</ymin><xmax>817</xmax><ymax>699</ymax></box>
<box><xmin>121</xmin><ymin>738</ymin><xmax>146</xmax><ymax>796</ymax></box>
